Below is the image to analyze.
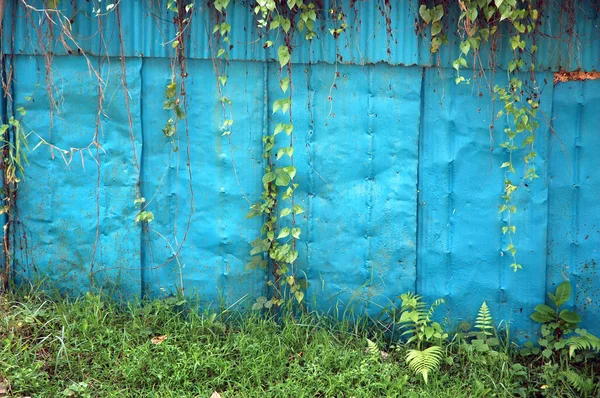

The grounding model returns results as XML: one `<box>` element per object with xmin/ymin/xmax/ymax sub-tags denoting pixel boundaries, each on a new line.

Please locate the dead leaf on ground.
<box><xmin>151</xmin><ymin>335</ymin><xmax>167</xmax><ymax>345</ymax></box>
<box><xmin>210</xmin><ymin>391</ymin><xmax>222</xmax><ymax>398</ymax></box>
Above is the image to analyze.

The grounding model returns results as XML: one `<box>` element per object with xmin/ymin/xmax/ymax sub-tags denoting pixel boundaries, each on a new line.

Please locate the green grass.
<box><xmin>0</xmin><ymin>289</ymin><xmax>598</xmax><ymax>397</ymax></box>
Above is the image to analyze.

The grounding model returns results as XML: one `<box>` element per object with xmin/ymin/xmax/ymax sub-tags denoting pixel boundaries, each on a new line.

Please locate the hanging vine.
<box><xmin>2</xmin><ymin>0</ymin><xmax>594</xmax><ymax>298</ymax></box>
<box><xmin>418</xmin><ymin>0</ymin><xmax>542</xmax><ymax>271</ymax></box>
<box><xmin>245</xmin><ymin>0</ymin><xmax>321</xmax><ymax>309</ymax></box>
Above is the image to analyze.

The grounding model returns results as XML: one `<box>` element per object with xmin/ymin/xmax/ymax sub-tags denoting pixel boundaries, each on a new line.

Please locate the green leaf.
<box><xmin>275</xmin><ymin>172</ymin><xmax>291</xmax><ymax>186</ymax></box>
<box><xmin>480</xmin><ymin>28</ymin><xmax>490</xmax><ymax>41</ymax></box>
<box><xmin>419</xmin><ymin>5</ymin><xmax>432</xmax><ymax>24</ymax></box>
<box><xmin>484</xmin><ymin>6</ymin><xmax>495</xmax><ymax>21</ymax></box>
<box><xmin>431</xmin><ymin>21</ymin><xmax>442</xmax><ymax>36</ymax></box>
<box><xmin>166</xmin><ymin>82</ymin><xmax>177</xmax><ymax>99</ymax></box>
<box><xmin>553</xmin><ymin>281</ymin><xmax>572</xmax><ymax>307</ymax></box>
<box><xmin>431</xmin><ymin>5</ymin><xmax>444</xmax><ymax>22</ymax></box>
<box><xmin>246</xmin><ymin>256</ymin><xmax>267</xmax><ymax>270</ymax></box>
<box><xmin>262</xmin><ymin>172</ymin><xmax>276</xmax><ymax>184</ymax></box>
<box><xmin>535</xmin><ymin>304</ymin><xmax>557</xmax><ymax>317</ymax></box>
<box><xmin>291</xmin><ymin>227</ymin><xmax>301</xmax><ymax>239</ymax></box>
<box><xmin>425</xmin><ymin>326</ymin><xmax>434</xmax><ymax>339</ymax></box>
<box><xmin>294</xmin><ymin>290</ymin><xmax>304</xmax><ymax>303</ymax></box>
<box><xmin>541</xmin><ymin>348</ymin><xmax>553</xmax><ymax>359</ymax></box>
<box><xmin>284</xmin><ymin>123</ymin><xmax>294</xmax><ymax>135</ymax></box>
<box><xmin>531</xmin><ymin>311</ymin><xmax>554</xmax><ymax>323</ymax></box>
<box><xmin>277</xmin><ymin>227</ymin><xmax>290</xmax><ymax>239</ymax></box>
<box><xmin>460</xmin><ymin>40</ymin><xmax>471</xmax><ymax>55</ymax></box>
<box><xmin>274</xmin><ymin>122</ymin><xmax>284</xmax><ymax>135</ymax></box>
<box><xmin>273</xmin><ymin>100</ymin><xmax>281</xmax><ymax>114</ymax></box>
<box><xmin>280</xmin><ymin>77</ymin><xmax>290</xmax><ymax>93</ymax></box>
<box><xmin>278</xmin><ymin>45</ymin><xmax>291</xmax><ymax>68</ymax></box>
<box><xmin>246</xmin><ymin>209</ymin><xmax>261</xmax><ymax>219</ymax></box>
<box><xmin>174</xmin><ymin>105</ymin><xmax>185</xmax><ymax>119</ymax></box>
<box><xmin>16</xmin><ymin>107</ymin><xmax>26</xmax><ymax>116</ymax></box>
<box><xmin>280</xmin><ymin>208</ymin><xmax>292</xmax><ymax>217</ymax></box>
<box><xmin>292</xmin><ymin>205</ymin><xmax>304</xmax><ymax>215</ymax></box>
<box><xmin>281</xmin><ymin>18</ymin><xmax>291</xmax><ymax>33</ymax></box>
<box><xmin>559</xmin><ymin>310</ymin><xmax>581</xmax><ymax>324</ymax></box>
<box><xmin>283</xmin><ymin>166</ymin><xmax>296</xmax><ymax>179</ymax></box>
<box><xmin>466</xmin><ymin>7</ymin><xmax>478</xmax><ymax>21</ymax></box>
<box><xmin>510</xmin><ymin>35</ymin><xmax>521</xmax><ymax>51</ymax></box>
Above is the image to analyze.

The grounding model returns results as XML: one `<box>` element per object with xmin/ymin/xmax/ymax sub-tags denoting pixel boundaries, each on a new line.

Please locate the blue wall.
<box><xmin>4</xmin><ymin>0</ymin><xmax>600</xmax><ymax>340</ymax></box>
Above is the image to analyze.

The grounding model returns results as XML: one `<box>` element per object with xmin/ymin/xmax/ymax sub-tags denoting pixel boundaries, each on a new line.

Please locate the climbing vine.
<box><xmin>246</xmin><ymin>1</ymin><xmax>318</xmax><ymax>309</ymax></box>
<box><xmin>418</xmin><ymin>0</ymin><xmax>541</xmax><ymax>271</ymax></box>
<box><xmin>1</xmin><ymin>0</ymin><xmax>593</xmax><ymax>297</ymax></box>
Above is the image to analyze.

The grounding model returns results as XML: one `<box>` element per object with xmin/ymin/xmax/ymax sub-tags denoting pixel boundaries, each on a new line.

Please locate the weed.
<box><xmin>1</xmin><ymin>287</ymin><xmax>599</xmax><ymax>397</ymax></box>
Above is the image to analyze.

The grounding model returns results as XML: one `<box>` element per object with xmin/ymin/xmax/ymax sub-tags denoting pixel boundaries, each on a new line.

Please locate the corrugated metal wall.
<box><xmin>4</xmin><ymin>0</ymin><xmax>600</xmax><ymax>339</ymax></box>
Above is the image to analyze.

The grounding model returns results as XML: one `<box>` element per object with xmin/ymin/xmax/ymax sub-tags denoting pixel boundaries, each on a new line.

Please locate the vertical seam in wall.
<box><xmin>139</xmin><ymin>58</ymin><xmax>146</xmax><ymax>299</ymax></box>
<box><xmin>415</xmin><ymin>66</ymin><xmax>425</xmax><ymax>295</ymax></box>
<box><xmin>365</xmin><ymin>65</ymin><xmax>374</xmax><ymax>312</ymax></box>
<box><xmin>571</xmin><ymin>84</ymin><xmax>583</xmax><ymax>289</ymax></box>
<box><xmin>543</xmin><ymin>74</ymin><xmax>556</xmax><ymax>302</ymax></box>
<box><xmin>0</xmin><ymin>53</ymin><xmax>7</xmax><ymax>275</ymax></box>
<box><xmin>305</xmin><ymin>63</ymin><xmax>314</xmax><ymax>300</ymax></box>
<box><xmin>262</xmin><ymin>60</ymin><xmax>269</xmax><ymax>297</ymax></box>
<box><xmin>571</xmin><ymin>87</ymin><xmax>582</xmax><ymax>277</ymax></box>
<box><xmin>447</xmin><ymin>79</ymin><xmax>455</xmax><ymax>300</ymax></box>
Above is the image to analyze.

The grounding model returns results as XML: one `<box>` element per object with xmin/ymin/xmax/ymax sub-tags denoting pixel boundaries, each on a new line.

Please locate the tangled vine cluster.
<box><xmin>0</xmin><ymin>0</ymin><xmax>594</xmax><ymax>302</ymax></box>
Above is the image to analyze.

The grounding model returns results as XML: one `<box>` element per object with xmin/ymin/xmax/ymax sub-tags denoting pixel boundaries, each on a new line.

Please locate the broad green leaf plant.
<box><xmin>522</xmin><ymin>281</ymin><xmax>600</xmax><ymax>361</ymax></box>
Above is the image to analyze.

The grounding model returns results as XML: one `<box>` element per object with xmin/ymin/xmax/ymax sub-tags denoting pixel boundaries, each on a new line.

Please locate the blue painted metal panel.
<box><xmin>139</xmin><ymin>58</ymin><xmax>266</xmax><ymax>306</ymax></box>
<box><xmin>4</xmin><ymin>1</ymin><xmax>600</xmax><ymax>337</ymax></box>
<box><xmin>418</xmin><ymin>68</ymin><xmax>553</xmax><ymax>339</ymax></box>
<box><xmin>547</xmin><ymin>79</ymin><xmax>600</xmax><ymax>333</ymax></box>
<box><xmin>277</xmin><ymin>63</ymin><xmax>421</xmax><ymax>314</ymax></box>
<box><xmin>5</xmin><ymin>0</ymin><xmax>599</xmax><ymax>71</ymax></box>
<box><xmin>13</xmin><ymin>55</ymin><xmax>142</xmax><ymax>297</ymax></box>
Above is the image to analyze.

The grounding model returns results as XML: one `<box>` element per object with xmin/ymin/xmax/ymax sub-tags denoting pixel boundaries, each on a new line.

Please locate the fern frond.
<box><xmin>561</xmin><ymin>369</ymin><xmax>595</xmax><ymax>393</ymax></box>
<box><xmin>405</xmin><ymin>345</ymin><xmax>443</xmax><ymax>384</ymax></box>
<box><xmin>566</xmin><ymin>332</ymin><xmax>600</xmax><ymax>358</ymax></box>
<box><xmin>426</xmin><ymin>298</ymin><xmax>446</xmax><ymax>321</ymax></box>
<box><xmin>366</xmin><ymin>339</ymin><xmax>380</xmax><ymax>360</ymax></box>
<box><xmin>475</xmin><ymin>301</ymin><xmax>494</xmax><ymax>336</ymax></box>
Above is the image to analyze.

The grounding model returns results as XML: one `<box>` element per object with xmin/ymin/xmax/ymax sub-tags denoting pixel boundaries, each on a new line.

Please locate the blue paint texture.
<box><xmin>547</xmin><ymin>79</ymin><xmax>600</xmax><ymax>333</ymax></box>
<box><xmin>3</xmin><ymin>0</ymin><xmax>600</xmax><ymax>337</ymax></box>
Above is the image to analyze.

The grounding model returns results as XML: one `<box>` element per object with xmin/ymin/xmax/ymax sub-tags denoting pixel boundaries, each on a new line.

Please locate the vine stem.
<box><xmin>149</xmin><ymin>227</ymin><xmax>185</xmax><ymax>296</ymax></box>
<box><xmin>0</xmin><ymin>0</ymin><xmax>5</xmax><ymax>32</ymax></box>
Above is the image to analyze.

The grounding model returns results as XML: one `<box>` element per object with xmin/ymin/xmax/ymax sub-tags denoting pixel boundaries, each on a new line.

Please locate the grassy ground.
<box><xmin>1</xmin><ymin>289</ymin><xmax>598</xmax><ymax>397</ymax></box>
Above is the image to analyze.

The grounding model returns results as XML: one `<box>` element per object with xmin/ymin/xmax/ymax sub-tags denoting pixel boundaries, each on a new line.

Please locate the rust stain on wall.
<box><xmin>554</xmin><ymin>71</ymin><xmax>600</xmax><ymax>85</ymax></box>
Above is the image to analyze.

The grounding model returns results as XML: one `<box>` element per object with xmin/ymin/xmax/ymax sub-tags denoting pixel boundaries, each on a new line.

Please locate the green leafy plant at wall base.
<box><xmin>522</xmin><ymin>281</ymin><xmax>599</xmax><ymax>361</ymax></box>
<box><xmin>397</xmin><ymin>292</ymin><xmax>448</xmax><ymax>384</ymax></box>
